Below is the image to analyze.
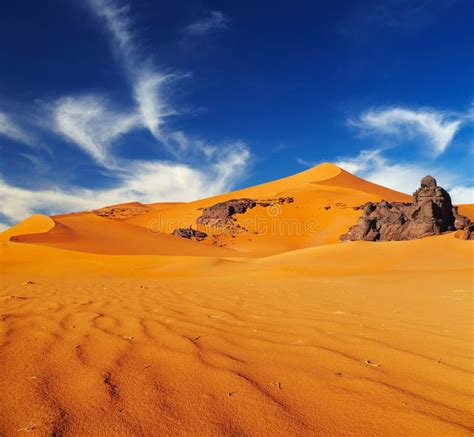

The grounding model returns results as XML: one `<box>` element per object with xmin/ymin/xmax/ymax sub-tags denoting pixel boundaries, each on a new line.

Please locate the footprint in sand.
<box><xmin>17</xmin><ymin>423</ymin><xmax>40</xmax><ymax>432</ymax></box>
<box><xmin>271</xmin><ymin>381</ymin><xmax>282</xmax><ymax>389</ymax></box>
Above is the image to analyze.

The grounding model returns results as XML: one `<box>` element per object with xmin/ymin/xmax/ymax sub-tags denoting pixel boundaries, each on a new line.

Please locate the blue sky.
<box><xmin>0</xmin><ymin>0</ymin><xmax>473</xmax><ymax>228</ymax></box>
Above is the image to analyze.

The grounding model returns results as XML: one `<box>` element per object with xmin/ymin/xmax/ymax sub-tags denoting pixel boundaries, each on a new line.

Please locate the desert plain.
<box><xmin>0</xmin><ymin>163</ymin><xmax>473</xmax><ymax>436</ymax></box>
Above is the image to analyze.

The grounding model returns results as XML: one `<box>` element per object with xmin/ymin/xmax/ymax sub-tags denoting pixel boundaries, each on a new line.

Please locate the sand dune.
<box><xmin>10</xmin><ymin>213</ymin><xmax>239</xmax><ymax>257</ymax></box>
<box><xmin>1</xmin><ymin>163</ymin><xmax>473</xmax><ymax>436</ymax></box>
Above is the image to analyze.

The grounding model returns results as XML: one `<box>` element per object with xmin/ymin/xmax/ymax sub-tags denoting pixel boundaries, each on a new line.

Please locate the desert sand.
<box><xmin>0</xmin><ymin>163</ymin><xmax>473</xmax><ymax>436</ymax></box>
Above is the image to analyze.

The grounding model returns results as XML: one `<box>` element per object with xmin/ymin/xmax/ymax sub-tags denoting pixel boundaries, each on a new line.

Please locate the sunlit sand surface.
<box><xmin>1</xmin><ymin>164</ymin><xmax>473</xmax><ymax>435</ymax></box>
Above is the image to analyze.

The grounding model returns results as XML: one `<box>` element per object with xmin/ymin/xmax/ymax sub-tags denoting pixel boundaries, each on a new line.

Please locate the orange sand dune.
<box><xmin>125</xmin><ymin>163</ymin><xmax>411</xmax><ymax>256</ymax></box>
<box><xmin>1</xmin><ymin>163</ymin><xmax>473</xmax><ymax>436</ymax></box>
<box><xmin>0</xmin><ymin>214</ymin><xmax>55</xmax><ymax>242</ymax></box>
<box><xmin>145</xmin><ymin>201</ymin><xmax>185</xmax><ymax>211</ymax></box>
<box><xmin>11</xmin><ymin>213</ymin><xmax>239</xmax><ymax>257</ymax></box>
<box><xmin>457</xmin><ymin>204</ymin><xmax>474</xmax><ymax>221</ymax></box>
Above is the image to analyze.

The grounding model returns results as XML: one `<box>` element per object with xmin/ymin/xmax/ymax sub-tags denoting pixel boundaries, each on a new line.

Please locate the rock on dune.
<box><xmin>196</xmin><ymin>199</ymin><xmax>258</xmax><ymax>227</ymax></box>
<box><xmin>461</xmin><ymin>224</ymin><xmax>474</xmax><ymax>240</ymax></box>
<box><xmin>196</xmin><ymin>197</ymin><xmax>294</xmax><ymax>228</ymax></box>
<box><xmin>341</xmin><ymin>175</ymin><xmax>472</xmax><ymax>242</ymax></box>
<box><xmin>172</xmin><ymin>228</ymin><xmax>208</xmax><ymax>241</ymax></box>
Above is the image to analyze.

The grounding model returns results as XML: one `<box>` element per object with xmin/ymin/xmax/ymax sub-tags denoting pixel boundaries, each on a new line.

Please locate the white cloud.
<box><xmin>54</xmin><ymin>95</ymin><xmax>141</xmax><ymax>166</ymax></box>
<box><xmin>86</xmin><ymin>0</ymin><xmax>177</xmax><ymax>145</ymax></box>
<box><xmin>0</xmin><ymin>222</ymin><xmax>10</xmax><ymax>232</ymax></box>
<box><xmin>335</xmin><ymin>149</ymin><xmax>385</xmax><ymax>174</ymax></box>
<box><xmin>0</xmin><ymin>0</ymin><xmax>252</xmax><ymax>227</ymax></box>
<box><xmin>335</xmin><ymin>148</ymin><xmax>472</xmax><ymax>204</ymax></box>
<box><xmin>0</xmin><ymin>112</ymin><xmax>35</xmax><ymax>146</ymax></box>
<box><xmin>183</xmin><ymin>11</ymin><xmax>229</xmax><ymax>36</ymax></box>
<box><xmin>0</xmin><ymin>142</ymin><xmax>250</xmax><ymax>226</ymax></box>
<box><xmin>86</xmin><ymin>0</ymin><xmax>137</xmax><ymax>66</ymax></box>
<box><xmin>82</xmin><ymin>0</ymin><xmax>245</xmax><ymax>160</ymax></box>
<box><xmin>449</xmin><ymin>185</ymin><xmax>474</xmax><ymax>204</ymax></box>
<box><xmin>296</xmin><ymin>158</ymin><xmax>317</xmax><ymax>167</ymax></box>
<box><xmin>351</xmin><ymin>107</ymin><xmax>463</xmax><ymax>155</ymax></box>
<box><xmin>133</xmin><ymin>71</ymin><xmax>176</xmax><ymax>141</ymax></box>
<box><xmin>336</xmin><ymin>149</ymin><xmax>428</xmax><ymax>194</ymax></box>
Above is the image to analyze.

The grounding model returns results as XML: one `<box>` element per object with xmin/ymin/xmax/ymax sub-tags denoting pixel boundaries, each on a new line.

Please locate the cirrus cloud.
<box><xmin>349</xmin><ymin>107</ymin><xmax>464</xmax><ymax>156</ymax></box>
<box><xmin>335</xmin><ymin>148</ymin><xmax>473</xmax><ymax>204</ymax></box>
<box><xmin>0</xmin><ymin>112</ymin><xmax>35</xmax><ymax>146</ymax></box>
<box><xmin>0</xmin><ymin>142</ymin><xmax>250</xmax><ymax>226</ymax></box>
<box><xmin>182</xmin><ymin>11</ymin><xmax>229</xmax><ymax>36</ymax></box>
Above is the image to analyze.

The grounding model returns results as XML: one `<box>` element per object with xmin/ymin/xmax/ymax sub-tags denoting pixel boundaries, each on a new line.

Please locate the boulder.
<box><xmin>172</xmin><ymin>228</ymin><xmax>207</xmax><ymax>241</ymax></box>
<box><xmin>453</xmin><ymin>206</ymin><xmax>471</xmax><ymax>230</ymax></box>
<box><xmin>461</xmin><ymin>224</ymin><xmax>474</xmax><ymax>240</ymax></box>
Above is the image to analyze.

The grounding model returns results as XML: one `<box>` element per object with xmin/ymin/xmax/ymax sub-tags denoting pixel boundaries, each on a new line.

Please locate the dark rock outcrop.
<box><xmin>196</xmin><ymin>197</ymin><xmax>294</xmax><ymax>227</ymax></box>
<box><xmin>196</xmin><ymin>199</ymin><xmax>257</xmax><ymax>227</ymax></box>
<box><xmin>453</xmin><ymin>206</ymin><xmax>471</xmax><ymax>230</ymax></box>
<box><xmin>341</xmin><ymin>176</ymin><xmax>471</xmax><ymax>242</ymax></box>
<box><xmin>461</xmin><ymin>224</ymin><xmax>474</xmax><ymax>240</ymax></box>
<box><xmin>172</xmin><ymin>228</ymin><xmax>207</xmax><ymax>241</ymax></box>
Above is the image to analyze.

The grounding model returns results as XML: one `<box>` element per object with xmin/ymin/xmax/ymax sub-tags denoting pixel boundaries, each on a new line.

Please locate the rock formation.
<box><xmin>197</xmin><ymin>199</ymin><xmax>257</xmax><ymax>227</ymax></box>
<box><xmin>341</xmin><ymin>176</ymin><xmax>472</xmax><ymax>242</ymax></box>
<box><xmin>453</xmin><ymin>206</ymin><xmax>471</xmax><ymax>230</ymax></box>
<box><xmin>461</xmin><ymin>224</ymin><xmax>474</xmax><ymax>240</ymax></box>
<box><xmin>196</xmin><ymin>197</ymin><xmax>294</xmax><ymax>227</ymax></box>
<box><xmin>172</xmin><ymin>228</ymin><xmax>208</xmax><ymax>241</ymax></box>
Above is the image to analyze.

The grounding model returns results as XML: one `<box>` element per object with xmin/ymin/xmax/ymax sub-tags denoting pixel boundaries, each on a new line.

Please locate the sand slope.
<box><xmin>1</xmin><ymin>163</ymin><xmax>473</xmax><ymax>436</ymax></box>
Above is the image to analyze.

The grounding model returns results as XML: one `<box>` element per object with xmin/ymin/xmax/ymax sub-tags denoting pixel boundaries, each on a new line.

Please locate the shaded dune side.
<box><xmin>457</xmin><ymin>204</ymin><xmax>474</xmax><ymax>221</ymax></box>
<box><xmin>312</xmin><ymin>168</ymin><xmax>411</xmax><ymax>202</ymax></box>
<box><xmin>0</xmin><ymin>214</ymin><xmax>55</xmax><ymax>242</ymax></box>
<box><xmin>10</xmin><ymin>213</ymin><xmax>240</xmax><ymax>257</ymax></box>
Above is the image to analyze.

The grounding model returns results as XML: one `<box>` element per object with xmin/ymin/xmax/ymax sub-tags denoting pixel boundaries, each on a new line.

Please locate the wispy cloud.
<box><xmin>449</xmin><ymin>185</ymin><xmax>474</xmax><ymax>204</ymax></box>
<box><xmin>86</xmin><ymin>0</ymin><xmax>138</xmax><ymax>68</ymax></box>
<box><xmin>82</xmin><ymin>0</ymin><xmax>246</xmax><ymax>159</ymax></box>
<box><xmin>296</xmin><ymin>157</ymin><xmax>317</xmax><ymax>167</ymax></box>
<box><xmin>0</xmin><ymin>0</ymin><xmax>250</xmax><ymax>227</ymax></box>
<box><xmin>183</xmin><ymin>11</ymin><xmax>229</xmax><ymax>36</ymax></box>
<box><xmin>339</xmin><ymin>0</ymin><xmax>459</xmax><ymax>38</ymax></box>
<box><xmin>0</xmin><ymin>112</ymin><xmax>35</xmax><ymax>146</ymax></box>
<box><xmin>53</xmin><ymin>95</ymin><xmax>141</xmax><ymax>166</ymax></box>
<box><xmin>133</xmin><ymin>72</ymin><xmax>177</xmax><ymax>141</ymax></box>
<box><xmin>350</xmin><ymin>107</ymin><xmax>464</xmax><ymax>156</ymax></box>
<box><xmin>0</xmin><ymin>142</ymin><xmax>250</xmax><ymax>226</ymax></box>
<box><xmin>86</xmin><ymin>0</ymin><xmax>177</xmax><ymax>147</ymax></box>
<box><xmin>335</xmin><ymin>148</ymin><xmax>473</xmax><ymax>203</ymax></box>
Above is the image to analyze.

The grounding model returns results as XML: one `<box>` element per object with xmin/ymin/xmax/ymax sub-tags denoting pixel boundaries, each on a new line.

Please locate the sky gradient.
<box><xmin>0</xmin><ymin>0</ymin><xmax>473</xmax><ymax>229</ymax></box>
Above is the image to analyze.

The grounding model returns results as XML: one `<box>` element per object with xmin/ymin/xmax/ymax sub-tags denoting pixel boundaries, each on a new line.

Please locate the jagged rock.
<box><xmin>411</xmin><ymin>175</ymin><xmax>455</xmax><ymax>231</ymax></box>
<box><xmin>196</xmin><ymin>199</ymin><xmax>257</xmax><ymax>227</ymax></box>
<box><xmin>341</xmin><ymin>176</ymin><xmax>471</xmax><ymax>242</ymax></box>
<box><xmin>453</xmin><ymin>206</ymin><xmax>471</xmax><ymax>230</ymax></box>
<box><xmin>196</xmin><ymin>197</ymin><xmax>294</xmax><ymax>228</ymax></box>
<box><xmin>172</xmin><ymin>228</ymin><xmax>207</xmax><ymax>241</ymax></box>
<box><xmin>461</xmin><ymin>224</ymin><xmax>474</xmax><ymax>240</ymax></box>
